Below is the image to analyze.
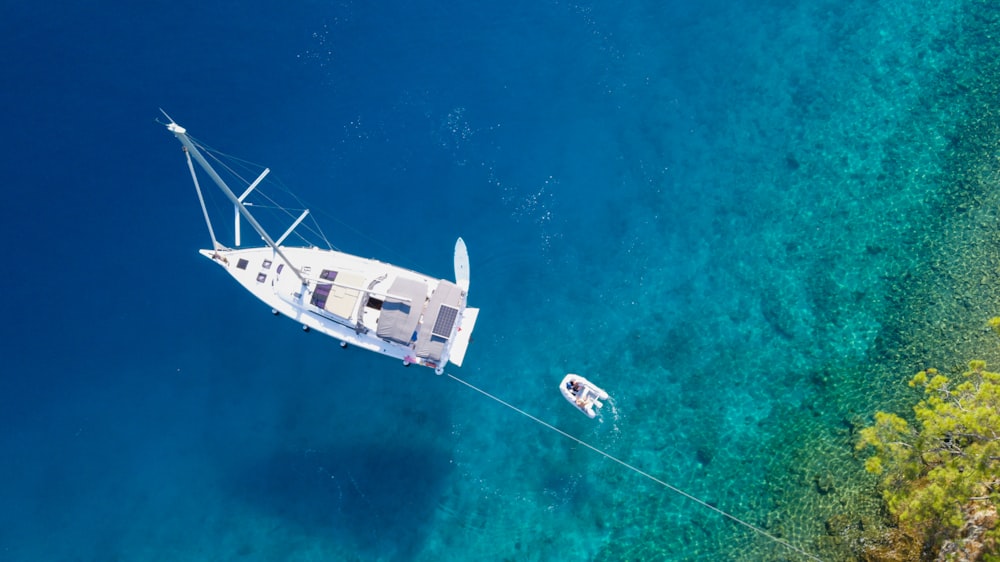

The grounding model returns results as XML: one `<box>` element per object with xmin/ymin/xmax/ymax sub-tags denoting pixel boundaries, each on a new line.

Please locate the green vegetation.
<box><xmin>857</xmin><ymin>359</ymin><xmax>1000</xmax><ymax>557</ymax></box>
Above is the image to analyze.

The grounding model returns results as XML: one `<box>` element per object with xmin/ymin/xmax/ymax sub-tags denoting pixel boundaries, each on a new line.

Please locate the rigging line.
<box><xmin>309</xmin><ymin>205</ymin><xmax>420</xmax><ymax>269</ymax></box>
<box><xmin>198</xmin><ymin>141</ymin><xmax>335</xmax><ymax>251</ymax></box>
<box><xmin>444</xmin><ymin>372</ymin><xmax>824</xmax><ymax>562</ymax></box>
<box><xmin>189</xmin><ymin>135</ymin><xmax>339</xmax><ymax>252</ymax></box>
<box><xmin>194</xmin><ymin>141</ymin><xmax>334</xmax><ymax>250</ymax></box>
<box><xmin>193</xmin><ymin>139</ymin><xmax>256</xmax><ymax>187</ymax></box>
<box><xmin>189</xmin><ymin>136</ymin><xmax>267</xmax><ymax>171</ymax></box>
<box><xmin>252</xmin><ymin>178</ymin><xmax>335</xmax><ymax>251</ymax></box>
<box><xmin>242</xmin><ymin>204</ymin><xmax>307</xmax><ymax>212</ymax></box>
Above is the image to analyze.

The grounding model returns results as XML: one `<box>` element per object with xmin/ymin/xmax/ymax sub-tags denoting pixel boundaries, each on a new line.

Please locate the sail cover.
<box><xmin>376</xmin><ymin>277</ymin><xmax>427</xmax><ymax>344</ymax></box>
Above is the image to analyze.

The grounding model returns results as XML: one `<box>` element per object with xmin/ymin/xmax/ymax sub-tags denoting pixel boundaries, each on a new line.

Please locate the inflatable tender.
<box><xmin>560</xmin><ymin>374</ymin><xmax>609</xmax><ymax>419</ymax></box>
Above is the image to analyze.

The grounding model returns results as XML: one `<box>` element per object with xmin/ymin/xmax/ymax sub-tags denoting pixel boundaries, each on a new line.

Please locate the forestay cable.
<box><xmin>445</xmin><ymin>373</ymin><xmax>823</xmax><ymax>562</ymax></box>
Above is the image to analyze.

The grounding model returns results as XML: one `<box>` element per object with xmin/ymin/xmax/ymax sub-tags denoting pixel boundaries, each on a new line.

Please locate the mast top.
<box><xmin>159</xmin><ymin>108</ymin><xmax>185</xmax><ymax>134</ymax></box>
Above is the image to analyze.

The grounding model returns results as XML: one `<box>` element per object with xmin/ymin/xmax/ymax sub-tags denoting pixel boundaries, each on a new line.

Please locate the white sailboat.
<box><xmin>163</xmin><ymin>114</ymin><xmax>479</xmax><ymax>374</ymax></box>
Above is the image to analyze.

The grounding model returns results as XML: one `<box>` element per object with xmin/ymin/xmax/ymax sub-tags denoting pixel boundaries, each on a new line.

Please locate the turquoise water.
<box><xmin>3</xmin><ymin>0</ymin><xmax>1000</xmax><ymax>560</ymax></box>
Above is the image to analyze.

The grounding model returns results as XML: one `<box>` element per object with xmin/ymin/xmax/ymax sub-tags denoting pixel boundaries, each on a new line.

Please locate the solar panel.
<box><xmin>431</xmin><ymin>305</ymin><xmax>459</xmax><ymax>338</ymax></box>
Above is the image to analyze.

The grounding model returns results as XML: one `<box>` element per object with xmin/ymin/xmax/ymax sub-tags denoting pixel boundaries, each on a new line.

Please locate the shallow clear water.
<box><xmin>3</xmin><ymin>0</ymin><xmax>1000</xmax><ymax>560</ymax></box>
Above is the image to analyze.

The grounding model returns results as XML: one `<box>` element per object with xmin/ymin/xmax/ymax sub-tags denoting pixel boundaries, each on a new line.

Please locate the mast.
<box><xmin>183</xmin><ymin>147</ymin><xmax>220</xmax><ymax>251</ymax></box>
<box><xmin>166</xmin><ymin>121</ymin><xmax>307</xmax><ymax>285</ymax></box>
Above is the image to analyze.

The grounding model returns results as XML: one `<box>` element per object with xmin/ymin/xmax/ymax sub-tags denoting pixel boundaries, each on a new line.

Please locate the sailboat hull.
<box><xmin>201</xmin><ymin>244</ymin><xmax>474</xmax><ymax>373</ymax></box>
<box><xmin>167</xmin><ymin>117</ymin><xmax>476</xmax><ymax>373</ymax></box>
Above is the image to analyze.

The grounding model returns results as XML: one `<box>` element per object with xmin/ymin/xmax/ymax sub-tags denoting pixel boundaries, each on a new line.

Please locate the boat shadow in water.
<box><xmin>231</xmin><ymin>440</ymin><xmax>453</xmax><ymax>556</ymax></box>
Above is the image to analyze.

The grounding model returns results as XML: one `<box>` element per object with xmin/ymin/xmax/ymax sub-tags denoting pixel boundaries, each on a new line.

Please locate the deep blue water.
<box><xmin>1</xmin><ymin>0</ymin><xmax>994</xmax><ymax>560</ymax></box>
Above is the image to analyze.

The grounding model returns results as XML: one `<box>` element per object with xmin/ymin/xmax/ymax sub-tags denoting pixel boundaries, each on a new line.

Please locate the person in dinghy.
<box><xmin>559</xmin><ymin>374</ymin><xmax>609</xmax><ymax>419</ymax></box>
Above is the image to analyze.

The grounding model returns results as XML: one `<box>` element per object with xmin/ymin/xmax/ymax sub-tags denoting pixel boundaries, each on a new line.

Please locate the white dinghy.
<box><xmin>560</xmin><ymin>374</ymin><xmax>609</xmax><ymax>419</ymax></box>
<box><xmin>162</xmin><ymin>114</ymin><xmax>478</xmax><ymax>374</ymax></box>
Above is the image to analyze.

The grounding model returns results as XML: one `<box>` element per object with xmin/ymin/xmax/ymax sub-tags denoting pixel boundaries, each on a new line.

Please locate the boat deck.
<box><xmin>210</xmin><ymin>245</ymin><xmax>470</xmax><ymax>368</ymax></box>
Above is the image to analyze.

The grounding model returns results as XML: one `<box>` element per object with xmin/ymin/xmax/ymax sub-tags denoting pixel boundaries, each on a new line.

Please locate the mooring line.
<box><xmin>445</xmin><ymin>373</ymin><xmax>823</xmax><ymax>562</ymax></box>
